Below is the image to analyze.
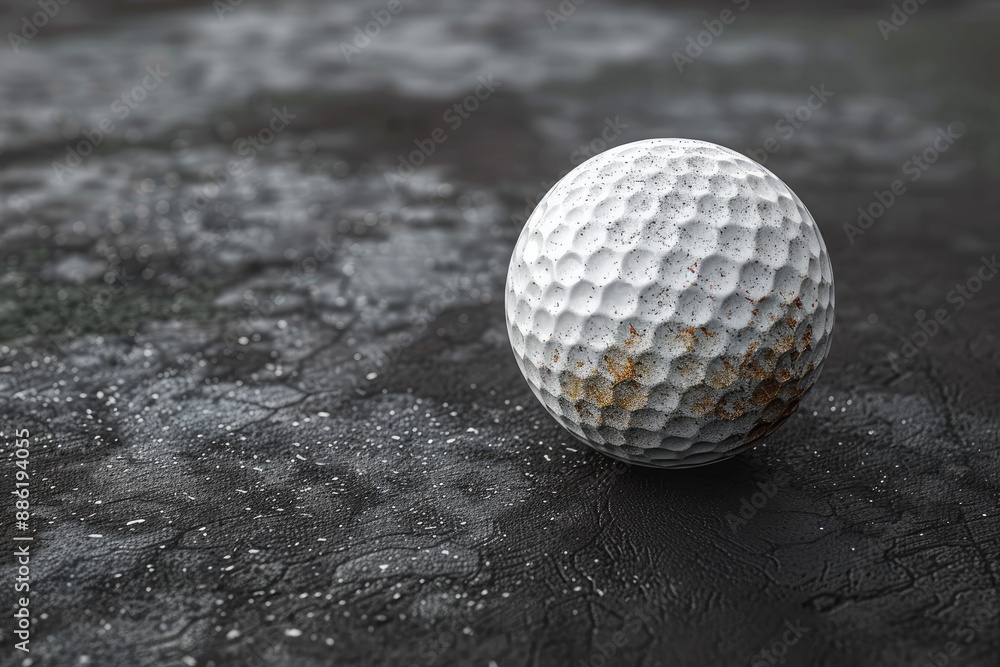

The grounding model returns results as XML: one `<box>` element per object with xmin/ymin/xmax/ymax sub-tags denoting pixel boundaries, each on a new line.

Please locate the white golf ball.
<box><xmin>505</xmin><ymin>138</ymin><xmax>835</xmax><ymax>468</ymax></box>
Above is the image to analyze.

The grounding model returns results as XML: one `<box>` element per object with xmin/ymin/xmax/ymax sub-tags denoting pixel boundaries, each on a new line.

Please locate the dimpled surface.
<box><xmin>505</xmin><ymin>138</ymin><xmax>835</xmax><ymax>468</ymax></box>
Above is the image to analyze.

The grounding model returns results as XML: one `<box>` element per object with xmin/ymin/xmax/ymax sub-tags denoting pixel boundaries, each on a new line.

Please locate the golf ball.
<box><xmin>505</xmin><ymin>138</ymin><xmax>834</xmax><ymax>468</ymax></box>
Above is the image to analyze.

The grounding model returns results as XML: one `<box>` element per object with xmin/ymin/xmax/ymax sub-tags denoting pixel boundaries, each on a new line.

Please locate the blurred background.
<box><xmin>1</xmin><ymin>1</ymin><xmax>999</xmax><ymax>666</ymax></box>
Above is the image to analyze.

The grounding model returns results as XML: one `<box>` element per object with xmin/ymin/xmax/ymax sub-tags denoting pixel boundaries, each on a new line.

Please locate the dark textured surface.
<box><xmin>1</xmin><ymin>1</ymin><xmax>999</xmax><ymax>666</ymax></box>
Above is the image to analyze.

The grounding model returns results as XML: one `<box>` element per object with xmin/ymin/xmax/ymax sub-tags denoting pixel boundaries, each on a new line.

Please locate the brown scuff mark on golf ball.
<box><xmin>679</xmin><ymin>357</ymin><xmax>703</xmax><ymax>377</ymax></box>
<box><xmin>612</xmin><ymin>379</ymin><xmax>648</xmax><ymax>411</ymax></box>
<box><xmin>553</xmin><ymin>349</ymin><xmax>560</xmax><ymax>363</ymax></box>
<box><xmin>746</xmin><ymin>373</ymin><xmax>815</xmax><ymax>441</ymax></box>
<box><xmin>677</xmin><ymin>325</ymin><xmax>713</xmax><ymax>352</ymax></box>
<box><xmin>739</xmin><ymin>342</ymin><xmax>775</xmax><ymax>381</ymax></box>
<box><xmin>561</xmin><ymin>373</ymin><xmax>609</xmax><ymax>406</ymax></box>
<box><xmin>692</xmin><ymin>313</ymin><xmax>818</xmax><ymax>423</ymax></box>
<box><xmin>691</xmin><ymin>395</ymin><xmax>716</xmax><ymax>417</ymax></box>
<box><xmin>604</xmin><ymin>349</ymin><xmax>637</xmax><ymax>386</ymax></box>
<box><xmin>716</xmin><ymin>399</ymin><xmax>746</xmax><ymax>421</ymax></box>
<box><xmin>750</xmin><ymin>377</ymin><xmax>782</xmax><ymax>406</ymax></box>
<box><xmin>801</xmin><ymin>325</ymin><xmax>813</xmax><ymax>351</ymax></box>
<box><xmin>605</xmin><ymin>350</ymin><xmax>649</xmax><ymax>410</ymax></box>
<box><xmin>707</xmin><ymin>359</ymin><xmax>738</xmax><ymax>389</ymax></box>
<box><xmin>678</xmin><ymin>328</ymin><xmax>697</xmax><ymax>352</ymax></box>
<box><xmin>773</xmin><ymin>336</ymin><xmax>796</xmax><ymax>355</ymax></box>
<box><xmin>566</xmin><ymin>311</ymin><xmax>816</xmax><ymax>433</ymax></box>
<box><xmin>692</xmin><ymin>395</ymin><xmax>745</xmax><ymax>421</ymax></box>
<box><xmin>560</xmin><ymin>347</ymin><xmax>649</xmax><ymax>417</ymax></box>
<box><xmin>750</xmin><ymin>358</ymin><xmax>817</xmax><ymax>437</ymax></box>
<box><xmin>625</xmin><ymin>324</ymin><xmax>643</xmax><ymax>346</ymax></box>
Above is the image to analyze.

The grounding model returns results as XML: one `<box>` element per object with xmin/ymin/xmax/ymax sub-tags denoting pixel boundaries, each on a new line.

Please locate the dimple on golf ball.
<box><xmin>504</xmin><ymin>138</ymin><xmax>835</xmax><ymax>468</ymax></box>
